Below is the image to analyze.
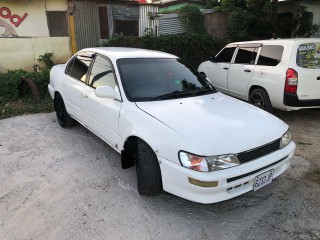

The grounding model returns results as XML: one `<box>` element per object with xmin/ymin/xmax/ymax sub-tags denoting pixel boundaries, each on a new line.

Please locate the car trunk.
<box><xmin>297</xmin><ymin>68</ymin><xmax>320</xmax><ymax>100</ymax></box>
<box><xmin>294</xmin><ymin>41</ymin><xmax>320</xmax><ymax>100</ymax></box>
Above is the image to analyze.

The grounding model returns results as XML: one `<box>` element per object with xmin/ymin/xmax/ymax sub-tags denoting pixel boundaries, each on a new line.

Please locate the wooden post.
<box><xmin>69</xmin><ymin>14</ymin><xmax>77</xmax><ymax>54</ymax></box>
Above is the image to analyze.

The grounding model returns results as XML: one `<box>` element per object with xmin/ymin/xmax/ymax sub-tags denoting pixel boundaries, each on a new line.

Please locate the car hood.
<box><xmin>136</xmin><ymin>92</ymin><xmax>288</xmax><ymax>156</ymax></box>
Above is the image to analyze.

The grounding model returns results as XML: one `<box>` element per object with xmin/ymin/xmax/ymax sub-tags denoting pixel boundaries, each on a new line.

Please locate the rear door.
<box><xmin>63</xmin><ymin>52</ymin><xmax>93</xmax><ymax>120</ymax></box>
<box><xmin>294</xmin><ymin>41</ymin><xmax>320</xmax><ymax>100</ymax></box>
<box><xmin>227</xmin><ymin>44</ymin><xmax>260</xmax><ymax>99</ymax></box>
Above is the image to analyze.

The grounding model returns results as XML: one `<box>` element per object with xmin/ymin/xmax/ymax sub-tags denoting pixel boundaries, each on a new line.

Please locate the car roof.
<box><xmin>81</xmin><ymin>47</ymin><xmax>177</xmax><ymax>61</ymax></box>
<box><xmin>229</xmin><ymin>38</ymin><xmax>320</xmax><ymax>45</ymax></box>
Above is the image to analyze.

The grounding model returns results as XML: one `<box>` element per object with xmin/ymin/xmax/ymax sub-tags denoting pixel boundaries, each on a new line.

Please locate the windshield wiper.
<box><xmin>151</xmin><ymin>91</ymin><xmax>191</xmax><ymax>101</ymax></box>
<box><xmin>191</xmin><ymin>85</ymin><xmax>215</xmax><ymax>97</ymax></box>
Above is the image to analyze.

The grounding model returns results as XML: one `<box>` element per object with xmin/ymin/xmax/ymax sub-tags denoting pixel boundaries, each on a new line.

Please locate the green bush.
<box><xmin>101</xmin><ymin>33</ymin><xmax>227</xmax><ymax>68</ymax></box>
<box><xmin>0</xmin><ymin>69</ymin><xmax>50</xmax><ymax>104</ymax></box>
<box><xmin>37</xmin><ymin>53</ymin><xmax>54</xmax><ymax>69</ymax></box>
<box><xmin>178</xmin><ymin>5</ymin><xmax>206</xmax><ymax>34</ymax></box>
<box><xmin>228</xmin><ymin>10</ymin><xmax>274</xmax><ymax>41</ymax></box>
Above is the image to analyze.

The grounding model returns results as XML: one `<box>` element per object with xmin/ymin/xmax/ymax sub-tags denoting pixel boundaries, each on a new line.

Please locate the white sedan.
<box><xmin>48</xmin><ymin>47</ymin><xmax>296</xmax><ymax>204</ymax></box>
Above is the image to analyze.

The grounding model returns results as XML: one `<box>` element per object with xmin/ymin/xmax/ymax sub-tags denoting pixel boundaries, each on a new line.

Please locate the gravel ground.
<box><xmin>0</xmin><ymin>110</ymin><xmax>319</xmax><ymax>240</ymax></box>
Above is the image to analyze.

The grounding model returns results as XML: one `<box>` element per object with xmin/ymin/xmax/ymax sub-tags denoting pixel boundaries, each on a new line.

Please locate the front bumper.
<box><xmin>159</xmin><ymin>142</ymin><xmax>295</xmax><ymax>204</ymax></box>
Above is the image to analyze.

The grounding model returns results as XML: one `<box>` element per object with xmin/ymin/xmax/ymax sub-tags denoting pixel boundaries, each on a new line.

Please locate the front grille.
<box><xmin>227</xmin><ymin>156</ymin><xmax>287</xmax><ymax>183</ymax></box>
<box><xmin>237</xmin><ymin>138</ymin><xmax>281</xmax><ymax>164</ymax></box>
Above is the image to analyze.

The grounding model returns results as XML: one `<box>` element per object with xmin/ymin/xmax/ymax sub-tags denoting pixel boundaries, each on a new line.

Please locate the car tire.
<box><xmin>136</xmin><ymin>140</ymin><xmax>162</xmax><ymax>196</ymax></box>
<box><xmin>249</xmin><ymin>88</ymin><xmax>274</xmax><ymax>113</ymax></box>
<box><xmin>54</xmin><ymin>93</ymin><xmax>76</xmax><ymax>128</ymax></box>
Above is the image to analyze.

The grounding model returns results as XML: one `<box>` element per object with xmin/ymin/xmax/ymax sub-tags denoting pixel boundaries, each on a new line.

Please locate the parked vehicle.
<box><xmin>48</xmin><ymin>47</ymin><xmax>295</xmax><ymax>204</ymax></box>
<box><xmin>198</xmin><ymin>38</ymin><xmax>320</xmax><ymax>112</ymax></box>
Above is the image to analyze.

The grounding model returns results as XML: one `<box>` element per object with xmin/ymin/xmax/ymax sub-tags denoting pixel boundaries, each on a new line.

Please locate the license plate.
<box><xmin>253</xmin><ymin>169</ymin><xmax>274</xmax><ymax>191</ymax></box>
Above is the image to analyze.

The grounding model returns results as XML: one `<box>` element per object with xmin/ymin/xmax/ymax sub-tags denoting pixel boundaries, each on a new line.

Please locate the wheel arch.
<box><xmin>248</xmin><ymin>86</ymin><xmax>274</xmax><ymax>112</ymax></box>
<box><xmin>53</xmin><ymin>91</ymin><xmax>61</xmax><ymax>111</ymax></box>
<box><xmin>121</xmin><ymin>135</ymin><xmax>155</xmax><ymax>169</ymax></box>
<box><xmin>199</xmin><ymin>71</ymin><xmax>207</xmax><ymax>77</ymax></box>
<box><xmin>248</xmin><ymin>85</ymin><xmax>267</xmax><ymax>99</ymax></box>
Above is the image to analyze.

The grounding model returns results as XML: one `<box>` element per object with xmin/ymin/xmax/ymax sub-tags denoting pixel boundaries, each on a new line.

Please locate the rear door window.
<box><xmin>257</xmin><ymin>45</ymin><xmax>284</xmax><ymax>66</ymax></box>
<box><xmin>66</xmin><ymin>53</ymin><xmax>93</xmax><ymax>82</ymax></box>
<box><xmin>296</xmin><ymin>42</ymin><xmax>320</xmax><ymax>69</ymax></box>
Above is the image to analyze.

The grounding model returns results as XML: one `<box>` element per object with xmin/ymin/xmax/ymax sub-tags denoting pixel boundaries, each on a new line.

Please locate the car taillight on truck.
<box><xmin>285</xmin><ymin>68</ymin><xmax>298</xmax><ymax>93</ymax></box>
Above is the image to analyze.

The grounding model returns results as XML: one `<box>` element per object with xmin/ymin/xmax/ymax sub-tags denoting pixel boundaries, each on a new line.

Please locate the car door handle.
<box><xmin>317</xmin><ymin>76</ymin><xmax>320</xmax><ymax>80</ymax></box>
<box><xmin>223</xmin><ymin>67</ymin><xmax>229</xmax><ymax>70</ymax></box>
<box><xmin>244</xmin><ymin>69</ymin><xmax>251</xmax><ymax>72</ymax></box>
<box><xmin>82</xmin><ymin>94</ymin><xmax>88</xmax><ymax>98</ymax></box>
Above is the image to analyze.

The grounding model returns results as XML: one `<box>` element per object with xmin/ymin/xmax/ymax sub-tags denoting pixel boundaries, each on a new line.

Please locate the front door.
<box><xmin>207</xmin><ymin>45</ymin><xmax>236</xmax><ymax>93</ymax></box>
<box><xmin>227</xmin><ymin>46</ymin><xmax>259</xmax><ymax>99</ymax></box>
<box><xmin>81</xmin><ymin>54</ymin><xmax>122</xmax><ymax>148</ymax></box>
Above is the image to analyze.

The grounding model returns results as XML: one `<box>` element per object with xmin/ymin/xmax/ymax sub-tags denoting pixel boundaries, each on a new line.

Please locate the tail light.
<box><xmin>284</xmin><ymin>68</ymin><xmax>298</xmax><ymax>93</ymax></box>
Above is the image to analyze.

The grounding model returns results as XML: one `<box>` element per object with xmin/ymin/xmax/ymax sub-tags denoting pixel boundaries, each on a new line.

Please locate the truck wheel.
<box><xmin>136</xmin><ymin>140</ymin><xmax>162</xmax><ymax>196</ymax></box>
<box><xmin>54</xmin><ymin>93</ymin><xmax>76</xmax><ymax>128</ymax></box>
<box><xmin>249</xmin><ymin>88</ymin><xmax>274</xmax><ymax>113</ymax></box>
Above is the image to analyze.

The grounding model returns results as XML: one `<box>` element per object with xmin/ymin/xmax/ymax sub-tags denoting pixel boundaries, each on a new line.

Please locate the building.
<box><xmin>0</xmin><ymin>0</ymin><xmax>72</xmax><ymax>72</ymax></box>
<box><xmin>278</xmin><ymin>0</ymin><xmax>320</xmax><ymax>37</ymax></box>
<box><xmin>0</xmin><ymin>0</ymin><xmax>206</xmax><ymax>72</ymax></box>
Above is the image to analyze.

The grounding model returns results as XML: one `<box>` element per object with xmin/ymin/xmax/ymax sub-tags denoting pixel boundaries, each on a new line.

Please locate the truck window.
<box><xmin>296</xmin><ymin>42</ymin><xmax>320</xmax><ymax>69</ymax></box>
<box><xmin>257</xmin><ymin>45</ymin><xmax>284</xmax><ymax>66</ymax></box>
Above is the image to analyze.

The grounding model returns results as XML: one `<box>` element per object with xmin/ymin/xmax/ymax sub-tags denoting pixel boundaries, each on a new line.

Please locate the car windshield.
<box><xmin>117</xmin><ymin>58</ymin><xmax>216</xmax><ymax>102</ymax></box>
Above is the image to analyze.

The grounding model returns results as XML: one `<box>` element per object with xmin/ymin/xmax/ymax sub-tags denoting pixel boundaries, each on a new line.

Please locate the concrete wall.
<box><xmin>0</xmin><ymin>0</ymin><xmax>71</xmax><ymax>72</ymax></box>
<box><xmin>204</xmin><ymin>12</ymin><xmax>228</xmax><ymax>38</ymax></box>
<box><xmin>0</xmin><ymin>37</ymin><xmax>71</xmax><ymax>72</ymax></box>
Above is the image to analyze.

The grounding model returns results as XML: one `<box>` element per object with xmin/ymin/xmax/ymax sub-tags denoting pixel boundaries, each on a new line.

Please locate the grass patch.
<box><xmin>0</xmin><ymin>95</ymin><xmax>53</xmax><ymax>120</ymax></box>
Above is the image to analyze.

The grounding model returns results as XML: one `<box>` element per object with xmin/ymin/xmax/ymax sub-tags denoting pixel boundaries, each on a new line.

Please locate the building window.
<box><xmin>47</xmin><ymin>11</ymin><xmax>69</xmax><ymax>37</ymax></box>
<box><xmin>114</xmin><ymin>19</ymin><xmax>138</xmax><ymax>36</ymax></box>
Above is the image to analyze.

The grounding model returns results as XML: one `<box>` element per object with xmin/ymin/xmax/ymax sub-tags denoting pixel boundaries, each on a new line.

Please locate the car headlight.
<box><xmin>206</xmin><ymin>154</ymin><xmax>240</xmax><ymax>171</ymax></box>
<box><xmin>280</xmin><ymin>130</ymin><xmax>291</xmax><ymax>148</ymax></box>
<box><xmin>179</xmin><ymin>151</ymin><xmax>240</xmax><ymax>172</ymax></box>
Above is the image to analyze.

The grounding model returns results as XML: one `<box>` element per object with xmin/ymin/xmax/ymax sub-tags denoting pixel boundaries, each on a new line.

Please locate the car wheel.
<box><xmin>136</xmin><ymin>140</ymin><xmax>162</xmax><ymax>196</ymax></box>
<box><xmin>249</xmin><ymin>88</ymin><xmax>273</xmax><ymax>113</ymax></box>
<box><xmin>54</xmin><ymin>93</ymin><xmax>76</xmax><ymax>128</ymax></box>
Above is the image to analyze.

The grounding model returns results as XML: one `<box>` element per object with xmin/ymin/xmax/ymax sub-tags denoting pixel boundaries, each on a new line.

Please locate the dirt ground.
<box><xmin>0</xmin><ymin>110</ymin><xmax>319</xmax><ymax>240</ymax></box>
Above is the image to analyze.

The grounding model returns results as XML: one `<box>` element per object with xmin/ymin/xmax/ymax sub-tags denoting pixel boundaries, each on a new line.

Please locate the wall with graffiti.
<box><xmin>0</xmin><ymin>0</ymin><xmax>67</xmax><ymax>37</ymax></box>
<box><xmin>0</xmin><ymin>7</ymin><xmax>28</xmax><ymax>37</ymax></box>
<box><xmin>0</xmin><ymin>0</ymin><xmax>71</xmax><ymax>72</ymax></box>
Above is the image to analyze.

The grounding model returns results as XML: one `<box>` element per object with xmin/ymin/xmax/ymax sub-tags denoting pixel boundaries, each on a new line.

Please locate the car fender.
<box><xmin>118</xmin><ymin>102</ymin><xmax>203</xmax><ymax>165</ymax></box>
<box><xmin>198</xmin><ymin>61</ymin><xmax>211</xmax><ymax>79</ymax></box>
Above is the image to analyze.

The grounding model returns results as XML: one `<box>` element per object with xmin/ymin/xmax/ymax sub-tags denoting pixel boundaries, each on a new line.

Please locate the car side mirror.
<box><xmin>209</xmin><ymin>56</ymin><xmax>217</xmax><ymax>63</ymax></box>
<box><xmin>95</xmin><ymin>86</ymin><xmax>117</xmax><ymax>99</ymax></box>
